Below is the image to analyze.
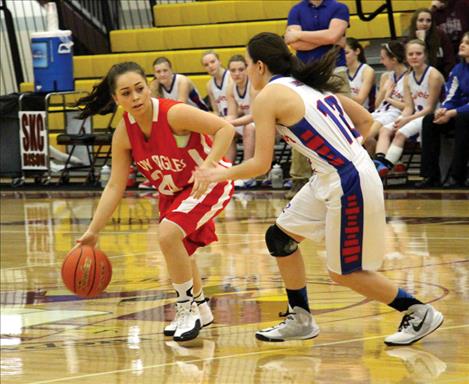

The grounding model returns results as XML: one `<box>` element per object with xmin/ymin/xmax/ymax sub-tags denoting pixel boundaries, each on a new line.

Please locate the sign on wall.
<box><xmin>19</xmin><ymin>111</ymin><xmax>49</xmax><ymax>170</ymax></box>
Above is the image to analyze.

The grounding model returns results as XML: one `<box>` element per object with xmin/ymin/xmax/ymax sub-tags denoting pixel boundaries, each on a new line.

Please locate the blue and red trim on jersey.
<box><xmin>338</xmin><ymin>163</ymin><xmax>364</xmax><ymax>274</ymax></box>
<box><xmin>289</xmin><ymin>117</ymin><xmax>364</xmax><ymax>273</ymax></box>
<box><xmin>290</xmin><ymin>118</ymin><xmax>349</xmax><ymax>168</ymax></box>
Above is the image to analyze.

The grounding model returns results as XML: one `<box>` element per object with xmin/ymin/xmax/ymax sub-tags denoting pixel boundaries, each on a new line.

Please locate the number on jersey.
<box><xmin>317</xmin><ymin>95</ymin><xmax>361</xmax><ymax>143</ymax></box>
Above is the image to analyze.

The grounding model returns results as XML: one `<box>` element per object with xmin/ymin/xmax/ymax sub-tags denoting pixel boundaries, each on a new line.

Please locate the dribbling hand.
<box><xmin>74</xmin><ymin>230</ymin><xmax>99</xmax><ymax>250</ymax></box>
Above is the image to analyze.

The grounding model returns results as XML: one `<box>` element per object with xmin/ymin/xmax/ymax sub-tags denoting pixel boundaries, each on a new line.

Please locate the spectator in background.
<box><xmin>373</xmin><ymin>40</ymin><xmax>444</xmax><ymax>178</ymax></box>
<box><xmin>365</xmin><ymin>41</ymin><xmax>408</xmax><ymax>155</ymax></box>
<box><xmin>202</xmin><ymin>50</ymin><xmax>232</xmax><ymax>118</ymax></box>
<box><xmin>417</xmin><ymin>32</ymin><xmax>469</xmax><ymax>188</ymax></box>
<box><xmin>345</xmin><ymin>37</ymin><xmax>376</xmax><ymax>112</ymax></box>
<box><xmin>430</xmin><ymin>0</ymin><xmax>469</xmax><ymax>57</ymax></box>
<box><xmin>407</xmin><ymin>8</ymin><xmax>455</xmax><ymax>78</ymax></box>
<box><xmin>284</xmin><ymin>0</ymin><xmax>350</xmax><ymax>199</ymax></box>
<box><xmin>150</xmin><ymin>57</ymin><xmax>209</xmax><ymax>111</ymax></box>
<box><xmin>225</xmin><ymin>55</ymin><xmax>257</xmax><ymax>185</ymax></box>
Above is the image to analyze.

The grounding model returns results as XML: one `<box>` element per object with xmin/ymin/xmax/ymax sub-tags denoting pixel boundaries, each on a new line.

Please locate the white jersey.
<box><xmin>408</xmin><ymin>66</ymin><xmax>436</xmax><ymax>112</ymax></box>
<box><xmin>269</xmin><ymin>76</ymin><xmax>367</xmax><ymax>175</ymax></box>
<box><xmin>270</xmin><ymin>76</ymin><xmax>385</xmax><ymax>276</ymax></box>
<box><xmin>347</xmin><ymin>63</ymin><xmax>375</xmax><ymax>112</ymax></box>
<box><xmin>374</xmin><ymin>71</ymin><xmax>406</xmax><ymax>114</ymax></box>
<box><xmin>161</xmin><ymin>74</ymin><xmax>208</xmax><ymax>111</ymax></box>
<box><xmin>233</xmin><ymin>79</ymin><xmax>251</xmax><ymax>115</ymax></box>
<box><xmin>209</xmin><ymin>70</ymin><xmax>230</xmax><ymax>117</ymax></box>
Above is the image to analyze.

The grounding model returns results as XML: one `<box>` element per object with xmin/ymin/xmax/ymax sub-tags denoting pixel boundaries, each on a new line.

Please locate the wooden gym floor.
<box><xmin>1</xmin><ymin>189</ymin><xmax>468</xmax><ymax>383</ymax></box>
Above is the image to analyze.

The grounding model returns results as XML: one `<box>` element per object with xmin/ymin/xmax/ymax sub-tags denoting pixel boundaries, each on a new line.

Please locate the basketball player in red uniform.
<box><xmin>75</xmin><ymin>62</ymin><xmax>235</xmax><ymax>342</ymax></box>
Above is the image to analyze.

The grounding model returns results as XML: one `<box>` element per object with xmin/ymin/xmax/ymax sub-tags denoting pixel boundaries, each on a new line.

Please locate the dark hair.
<box><xmin>228</xmin><ymin>54</ymin><xmax>247</xmax><ymax>67</ymax></box>
<box><xmin>408</xmin><ymin>8</ymin><xmax>440</xmax><ymax>67</ymax></box>
<box><xmin>152</xmin><ymin>56</ymin><xmax>172</xmax><ymax>68</ymax></box>
<box><xmin>381</xmin><ymin>40</ymin><xmax>406</xmax><ymax>63</ymax></box>
<box><xmin>247</xmin><ymin>32</ymin><xmax>342</xmax><ymax>93</ymax></box>
<box><xmin>76</xmin><ymin>62</ymin><xmax>146</xmax><ymax>119</ymax></box>
<box><xmin>346</xmin><ymin>37</ymin><xmax>367</xmax><ymax>63</ymax></box>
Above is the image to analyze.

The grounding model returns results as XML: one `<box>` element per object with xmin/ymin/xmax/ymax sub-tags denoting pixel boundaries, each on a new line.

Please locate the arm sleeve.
<box><xmin>287</xmin><ymin>5</ymin><xmax>301</xmax><ymax>26</ymax></box>
<box><xmin>442</xmin><ymin>65</ymin><xmax>462</xmax><ymax>110</ymax></box>
<box><xmin>333</xmin><ymin>3</ymin><xmax>350</xmax><ymax>24</ymax></box>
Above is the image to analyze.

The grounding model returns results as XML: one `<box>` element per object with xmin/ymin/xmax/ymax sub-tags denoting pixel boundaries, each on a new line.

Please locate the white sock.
<box><xmin>173</xmin><ymin>279</ymin><xmax>194</xmax><ymax>303</ymax></box>
<box><xmin>194</xmin><ymin>290</ymin><xmax>205</xmax><ymax>303</ymax></box>
<box><xmin>385</xmin><ymin>144</ymin><xmax>404</xmax><ymax>165</ymax></box>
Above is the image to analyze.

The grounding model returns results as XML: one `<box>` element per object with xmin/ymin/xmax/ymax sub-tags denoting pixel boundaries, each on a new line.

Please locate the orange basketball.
<box><xmin>61</xmin><ymin>245</ymin><xmax>112</xmax><ymax>298</ymax></box>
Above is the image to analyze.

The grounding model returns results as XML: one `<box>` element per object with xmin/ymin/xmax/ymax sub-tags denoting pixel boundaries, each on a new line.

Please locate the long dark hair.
<box><xmin>247</xmin><ymin>32</ymin><xmax>342</xmax><ymax>93</ymax></box>
<box><xmin>346</xmin><ymin>37</ymin><xmax>367</xmax><ymax>63</ymax></box>
<box><xmin>76</xmin><ymin>62</ymin><xmax>146</xmax><ymax>119</ymax></box>
<box><xmin>408</xmin><ymin>8</ymin><xmax>441</xmax><ymax>67</ymax></box>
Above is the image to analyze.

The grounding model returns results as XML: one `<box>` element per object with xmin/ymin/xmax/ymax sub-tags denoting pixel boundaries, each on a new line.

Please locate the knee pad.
<box><xmin>265</xmin><ymin>224</ymin><xmax>298</xmax><ymax>257</ymax></box>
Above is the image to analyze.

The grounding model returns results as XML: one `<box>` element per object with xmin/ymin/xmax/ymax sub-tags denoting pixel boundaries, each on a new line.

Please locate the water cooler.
<box><xmin>31</xmin><ymin>29</ymin><xmax>74</xmax><ymax>93</ymax></box>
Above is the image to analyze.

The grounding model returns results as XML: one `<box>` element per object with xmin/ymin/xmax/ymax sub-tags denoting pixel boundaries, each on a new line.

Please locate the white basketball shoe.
<box><xmin>385</xmin><ymin>304</ymin><xmax>444</xmax><ymax>346</ymax></box>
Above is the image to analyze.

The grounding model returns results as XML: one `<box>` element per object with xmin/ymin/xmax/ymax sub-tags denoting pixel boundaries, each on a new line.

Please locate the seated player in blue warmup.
<box><xmin>418</xmin><ymin>32</ymin><xmax>469</xmax><ymax>188</ymax></box>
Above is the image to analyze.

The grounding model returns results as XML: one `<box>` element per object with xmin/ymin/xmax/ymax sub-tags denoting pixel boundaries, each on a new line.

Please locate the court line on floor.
<box><xmin>27</xmin><ymin>323</ymin><xmax>469</xmax><ymax>384</ymax></box>
<box><xmin>0</xmin><ymin>239</ymin><xmax>267</xmax><ymax>271</ymax></box>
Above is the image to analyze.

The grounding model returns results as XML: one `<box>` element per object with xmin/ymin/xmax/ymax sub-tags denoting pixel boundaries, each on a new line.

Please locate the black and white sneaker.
<box><xmin>172</xmin><ymin>301</ymin><xmax>201</xmax><ymax>342</ymax></box>
<box><xmin>164</xmin><ymin>298</ymin><xmax>213</xmax><ymax>337</ymax></box>
<box><xmin>385</xmin><ymin>304</ymin><xmax>444</xmax><ymax>346</ymax></box>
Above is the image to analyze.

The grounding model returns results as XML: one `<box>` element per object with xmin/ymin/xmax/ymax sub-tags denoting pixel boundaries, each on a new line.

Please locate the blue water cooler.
<box><xmin>31</xmin><ymin>30</ymin><xmax>74</xmax><ymax>92</ymax></box>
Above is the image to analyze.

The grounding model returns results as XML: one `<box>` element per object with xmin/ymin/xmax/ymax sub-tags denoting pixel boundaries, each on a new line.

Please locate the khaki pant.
<box><xmin>290</xmin><ymin>68</ymin><xmax>351</xmax><ymax>180</ymax></box>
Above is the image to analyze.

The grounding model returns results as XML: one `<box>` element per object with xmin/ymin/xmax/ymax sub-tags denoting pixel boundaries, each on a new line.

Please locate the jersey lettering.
<box><xmin>317</xmin><ymin>96</ymin><xmax>360</xmax><ymax>143</ymax></box>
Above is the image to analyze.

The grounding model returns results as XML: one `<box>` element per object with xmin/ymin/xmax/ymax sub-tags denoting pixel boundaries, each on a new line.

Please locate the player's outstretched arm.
<box><xmin>77</xmin><ymin>121</ymin><xmax>132</xmax><ymax>247</ymax></box>
<box><xmin>336</xmin><ymin>94</ymin><xmax>373</xmax><ymax>139</ymax></box>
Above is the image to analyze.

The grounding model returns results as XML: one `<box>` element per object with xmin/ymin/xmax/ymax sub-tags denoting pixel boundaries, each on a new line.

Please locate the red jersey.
<box><xmin>124</xmin><ymin>98</ymin><xmax>223</xmax><ymax>195</ymax></box>
<box><xmin>123</xmin><ymin>98</ymin><xmax>233</xmax><ymax>255</ymax></box>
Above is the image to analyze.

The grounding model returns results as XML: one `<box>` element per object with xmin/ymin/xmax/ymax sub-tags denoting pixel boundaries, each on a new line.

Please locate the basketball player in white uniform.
<box><xmin>225</xmin><ymin>55</ymin><xmax>257</xmax><ymax>186</ymax></box>
<box><xmin>202</xmin><ymin>50</ymin><xmax>232</xmax><ymax>117</ymax></box>
<box><xmin>345</xmin><ymin>37</ymin><xmax>376</xmax><ymax>112</ymax></box>
<box><xmin>374</xmin><ymin>40</ymin><xmax>444</xmax><ymax>176</ymax></box>
<box><xmin>150</xmin><ymin>57</ymin><xmax>208</xmax><ymax>111</ymax></box>
<box><xmin>365</xmin><ymin>41</ymin><xmax>408</xmax><ymax>155</ymax></box>
<box><xmin>193</xmin><ymin>32</ymin><xmax>443</xmax><ymax>345</ymax></box>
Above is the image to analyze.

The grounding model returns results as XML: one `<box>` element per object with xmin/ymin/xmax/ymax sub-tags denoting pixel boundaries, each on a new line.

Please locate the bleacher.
<box><xmin>19</xmin><ymin>0</ymin><xmax>431</xmax><ymax>176</ymax></box>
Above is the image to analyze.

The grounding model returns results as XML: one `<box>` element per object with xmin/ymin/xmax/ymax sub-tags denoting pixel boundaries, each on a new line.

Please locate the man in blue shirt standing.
<box><xmin>284</xmin><ymin>0</ymin><xmax>350</xmax><ymax>198</ymax></box>
<box><xmin>418</xmin><ymin>32</ymin><xmax>469</xmax><ymax>188</ymax></box>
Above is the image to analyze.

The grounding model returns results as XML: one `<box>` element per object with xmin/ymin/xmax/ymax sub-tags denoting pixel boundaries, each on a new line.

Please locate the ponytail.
<box><xmin>247</xmin><ymin>32</ymin><xmax>343</xmax><ymax>93</ymax></box>
<box><xmin>76</xmin><ymin>61</ymin><xmax>146</xmax><ymax>119</ymax></box>
<box><xmin>290</xmin><ymin>47</ymin><xmax>343</xmax><ymax>93</ymax></box>
<box><xmin>76</xmin><ymin>75</ymin><xmax>116</xmax><ymax>119</ymax></box>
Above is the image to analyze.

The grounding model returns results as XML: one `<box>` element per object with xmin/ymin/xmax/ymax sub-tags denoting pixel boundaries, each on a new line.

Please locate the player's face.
<box><xmin>416</xmin><ymin>11</ymin><xmax>432</xmax><ymax>31</ymax></box>
<box><xmin>406</xmin><ymin>44</ymin><xmax>426</xmax><ymax>68</ymax></box>
<box><xmin>153</xmin><ymin>62</ymin><xmax>172</xmax><ymax>85</ymax></box>
<box><xmin>113</xmin><ymin>72</ymin><xmax>152</xmax><ymax>115</ymax></box>
<box><xmin>202</xmin><ymin>54</ymin><xmax>221</xmax><ymax>76</ymax></box>
<box><xmin>245</xmin><ymin>52</ymin><xmax>263</xmax><ymax>91</ymax></box>
<box><xmin>345</xmin><ymin>45</ymin><xmax>358</xmax><ymax>66</ymax></box>
<box><xmin>229</xmin><ymin>61</ymin><xmax>247</xmax><ymax>84</ymax></box>
<box><xmin>458</xmin><ymin>36</ymin><xmax>469</xmax><ymax>59</ymax></box>
<box><xmin>380</xmin><ymin>49</ymin><xmax>396</xmax><ymax>70</ymax></box>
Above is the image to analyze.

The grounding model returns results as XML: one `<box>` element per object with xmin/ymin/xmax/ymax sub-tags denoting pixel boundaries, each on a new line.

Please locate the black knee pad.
<box><xmin>265</xmin><ymin>224</ymin><xmax>298</xmax><ymax>257</ymax></box>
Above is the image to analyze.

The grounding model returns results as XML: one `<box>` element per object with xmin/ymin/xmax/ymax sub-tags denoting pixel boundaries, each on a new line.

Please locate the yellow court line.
<box><xmin>28</xmin><ymin>323</ymin><xmax>469</xmax><ymax>384</ymax></box>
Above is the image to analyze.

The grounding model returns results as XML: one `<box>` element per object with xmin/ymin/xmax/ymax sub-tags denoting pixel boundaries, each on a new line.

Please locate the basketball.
<box><xmin>61</xmin><ymin>245</ymin><xmax>112</xmax><ymax>298</ymax></box>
